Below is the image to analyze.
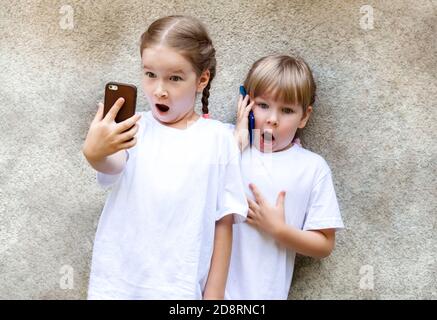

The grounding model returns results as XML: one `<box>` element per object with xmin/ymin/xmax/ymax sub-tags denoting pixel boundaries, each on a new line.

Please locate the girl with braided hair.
<box><xmin>83</xmin><ymin>15</ymin><xmax>247</xmax><ymax>299</ymax></box>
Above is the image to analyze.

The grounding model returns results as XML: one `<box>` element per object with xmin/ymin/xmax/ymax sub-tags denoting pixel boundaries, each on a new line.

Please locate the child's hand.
<box><xmin>233</xmin><ymin>94</ymin><xmax>254</xmax><ymax>151</ymax></box>
<box><xmin>82</xmin><ymin>98</ymin><xmax>142</xmax><ymax>162</ymax></box>
<box><xmin>246</xmin><ymin>183</ymin><xmax>286</xmax><ymax>236</ymax></box>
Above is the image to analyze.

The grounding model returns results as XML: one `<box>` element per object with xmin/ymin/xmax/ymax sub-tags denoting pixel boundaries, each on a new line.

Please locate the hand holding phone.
<box><xmin>82</xmin><ymin>83</ymin><xmax>141</xmax><ymax>162</ymax></box>
<box><xmin>239</xmin><ymin>86</ymin><xmax>255</xmax><ymax>148</ymax></box>
<box><xmin>234</xmin><ymin>86</ymin><xmax>255</xmax><ymax>151</ymax></box>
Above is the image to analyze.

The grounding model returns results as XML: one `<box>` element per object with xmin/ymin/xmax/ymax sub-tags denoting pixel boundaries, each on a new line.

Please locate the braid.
<box><xmin>201</xmin><ymin>54</ymin><xmax>216</xmax><ymax>116</ymax></box>
<box><xmin>201</xmin><ymin>81</ymin><xmax>211</xmax><ymax>115</ymax></box>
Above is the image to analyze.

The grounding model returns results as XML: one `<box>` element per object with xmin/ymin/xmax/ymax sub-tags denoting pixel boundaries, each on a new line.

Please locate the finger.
<box><xmin>242</xmin><ymin>94</ymin><xmax>250</xmax><ymax>109</ymax></box>
<box><xmin>119</xmin><ymin>135</ymin><xmax>137</xmax><ymax>150</ymax></box>
<box><xmin>276</xmin><ymin>191</ymin><xmax>286</xmax><ymax>209</ymax></box>
<box><xmin>93</xmin><ymin>102</ymin><xmax>104</xmax><ymax>123</ymax></box>
<box><xmin>246</xmin><ymin>214</ymin><xmax>255</xmax><ymax>226</ymax></box>
<box><xmin>106</xmin><ymin>97</ymin><xmax>125</xmax><ymax>122</ymax></box>
<box><xmin>237</xmin><ymin>95</ymin><xmax>244</xmax><ymax>118</ymax></box>
<box><xmin>246</xmin><ymin>210</ymin><xmax>254</xmax><ymax>220</ymax></box>
<box><xmin>248</xmin><ymin>207</ymin><xmax>256</xmax><ymax>217</ymax></box>
<box><xmin>118</xmin><ymin>123</ymin><xmax>139</xmax><ymax>143</ymax></box>
<box><xmin>249</xmin><ymin>183</ymin><xmax>265</xmax><ymax>205</ymax></box>
<box><xmin>242</xmin><ymin>101</ymin><xmax>255</xmax><ymax>122</ymax></box>
<box><xmin>239</xmin><ymin>94</ymin><xmax>250</xmax><ymax>113</ymax></box>
<box><xmin>247</xmin><ymin>197</ymin><xmax>259</xmax><ymax>210</ymax></box>
<box><xmin>116</xmin><ymin>113</ymin><xmax>142</xmax><ymax>133</ymax></box>
<box><xmin>244</xmin><ymin>101</ymin><xmax>255</xmax><ymax>117</ymax></box>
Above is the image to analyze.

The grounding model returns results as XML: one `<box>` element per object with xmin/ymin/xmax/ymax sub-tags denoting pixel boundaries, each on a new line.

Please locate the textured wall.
<box><xmin>0</xmin><ymin>0</ymin><xmax>435</xmax><ymax>299</ymax></box>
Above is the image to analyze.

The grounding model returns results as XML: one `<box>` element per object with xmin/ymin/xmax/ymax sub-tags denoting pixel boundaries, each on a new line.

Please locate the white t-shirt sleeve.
<box><xmin>216</xmin><ymin>130</ymin><xmax>248</xmax><ymax>224</ymax></box>
<box><xmin>302</xmin><ymin>167</ymin><xmax>344</xmax><ymax>231</ymax></box>
<box><xmin>96</xmin><ymin>150</ymin><xmax>129</xmax><ymax>189</ymax></box>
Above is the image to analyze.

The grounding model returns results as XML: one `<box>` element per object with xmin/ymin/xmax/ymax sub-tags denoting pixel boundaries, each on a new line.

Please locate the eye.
<box><xmin>282</xmin><ymin>107</ymin><xmax>294</xmax><ymax>114</ymax></box>
<box><xmin>258</xmin><ymin>103</ymin><xmax>269</xmax><ymax>109</ymax></box>
<box><xmin>170</xmin><ymin>75</ymin><xmax>183</xmax><ymax>82</ymax></box>
<box><xmin>144</xmin><ymin>71</ymin><xmax>156</xmax><ymax>78</ymax></box>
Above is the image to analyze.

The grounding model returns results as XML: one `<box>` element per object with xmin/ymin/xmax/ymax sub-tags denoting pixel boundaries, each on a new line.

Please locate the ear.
<box><xmin>298</xmin><ymin>105</ymin><xmax>313</xmax><ymax>129</ymax></box>
<box><xmin>196</xmin><ymin>69</ymin><xmax>210</xmax><ymax>93</ymax></box>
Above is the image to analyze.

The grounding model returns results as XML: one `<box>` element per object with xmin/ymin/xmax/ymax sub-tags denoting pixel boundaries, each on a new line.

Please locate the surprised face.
<box><xmin>252</xmin><ymin>94</ymin><xmax>312</xmax><ymax>152</ymax></box>
<box><xmin>141</xmin><ymin>45</ymin><xmax>210</xmax><ymax>129</ymax></box>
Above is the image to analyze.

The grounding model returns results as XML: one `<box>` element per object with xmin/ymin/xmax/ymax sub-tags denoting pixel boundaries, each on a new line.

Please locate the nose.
<box><xmin>266</xmin><ymin>111</ymin><xmax>279</xmax><ymax>127</ymax></box>
<box><xmin>153</xmin><ymin>82</ymin><xmax>168</xmax><ymax>99</ymax></box>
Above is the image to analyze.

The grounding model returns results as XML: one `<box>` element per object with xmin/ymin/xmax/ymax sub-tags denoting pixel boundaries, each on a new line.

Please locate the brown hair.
<box><xmin>243</xmin><ymin>54</ymin><xmax>316</xmax><ymax>114</ymax></box>
<box><xmin>140</xmin><ymin>15</ymin><xmax>216</xmax><ymax>115</ymax></box>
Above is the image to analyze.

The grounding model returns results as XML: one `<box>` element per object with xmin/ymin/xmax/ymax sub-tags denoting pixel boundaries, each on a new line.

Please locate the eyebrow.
<box><xmin>255</xmin><ymin>97</ymin><xmax>297</xmax><ymax>109</ymax></box>
<box><xmin>142</xmin><ymin>65</ymin><xmax>185</xmax><ymax>74</ymax></box>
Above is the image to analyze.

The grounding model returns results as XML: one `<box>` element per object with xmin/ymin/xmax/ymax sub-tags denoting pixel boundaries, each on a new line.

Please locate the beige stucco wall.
<box><xmin>0</xmin><ymin>0</ymin><xmax>435</xmax><ymax>299</ymax></box>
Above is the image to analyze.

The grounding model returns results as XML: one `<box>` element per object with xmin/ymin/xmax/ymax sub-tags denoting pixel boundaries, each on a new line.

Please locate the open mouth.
<box><xmin>156</xmin><ymin>103</ymin><xmax>170</xmax><ymax>113</ymax></box>
<box><xmin>262</xmin><ymin>131</ymin><xmax>275</xmax><ymax>143</ymax></box>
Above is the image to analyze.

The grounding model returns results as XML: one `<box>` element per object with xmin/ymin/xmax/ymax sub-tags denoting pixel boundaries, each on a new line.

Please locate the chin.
<box><xmin>274</xmin><ymin>142</ymin><xmax>294</xmax><ymax>152</ymax></box>
<box><xmin>152</xmin><ymin>109</ymin><xmax>171</xmax><ymax>121</ymax></box>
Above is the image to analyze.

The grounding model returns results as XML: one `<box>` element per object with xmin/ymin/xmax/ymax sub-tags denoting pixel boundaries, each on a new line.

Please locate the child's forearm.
<box><xmin>272</xmin><ymin>225</ymin><xmax>335</xmax><ymax>259</ymax></box>
<box><xmin>233</xmin><ymin>130</ymin><xmax>242</xmax><ymax>152</ymax></box>
<box><xmin>233</xmin><ymin>128</ymin><xmax>248</xmax><ymax>152</ymax></box>
<box><xmin>203</xmin><ymin>215</ymin><xmax>233</xmax><ymax>300</ymax></box>
<box><xmin>83</xmin><ymin>149</ymin><xmax>127</xmax><ymax>175</ymax></box>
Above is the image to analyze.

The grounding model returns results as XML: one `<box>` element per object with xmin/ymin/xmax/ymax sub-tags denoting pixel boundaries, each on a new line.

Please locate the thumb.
<box><xmin>276</xmin><ymin>191</ymin><xmax>286</xmax><ymax>209</ymax></box>
<box><xmin>93</xmin><ymin>102</ymin><xmax>104</xmax><ymax>123</ymax></box>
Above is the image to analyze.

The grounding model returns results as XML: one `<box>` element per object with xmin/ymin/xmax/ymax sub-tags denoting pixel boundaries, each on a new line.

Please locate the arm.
<box><xmin>247</xmin><ymin>183</ymin><xmax>335</xmax><ymax>259</ymax></box>
<box><xmin>83</xmin><ymin>149</ymin><xmax>127</xmax><ymax>175</ymax></box>
<box><xmin>203</xmin><ymin>214</ymin><xmax>233</xmax><ymax>300</ymax></box>
<box><xmin>273</xmin><ymin>225</ymin><xmax>335</xmax><ymax>258</ymax></box>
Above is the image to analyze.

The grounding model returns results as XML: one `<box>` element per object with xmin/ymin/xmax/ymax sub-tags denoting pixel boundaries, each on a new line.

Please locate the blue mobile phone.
<box><xmin>240</xmin><ymin>86</ymin><xmax>255</xmax><ymax>148</ymax></box>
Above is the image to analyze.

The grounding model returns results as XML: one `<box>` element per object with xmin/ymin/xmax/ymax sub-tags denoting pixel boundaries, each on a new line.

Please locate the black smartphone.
<box><xmin>240</xmin><ymin>86</ymin><xmax>255</xmax><ymax>147</ymax></box>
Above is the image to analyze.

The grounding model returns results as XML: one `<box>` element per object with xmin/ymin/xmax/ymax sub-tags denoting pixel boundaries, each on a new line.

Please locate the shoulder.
<box><xmin>199</xmin><ymin>119</ymin><xmax>239</xmax><ymax>158</ymax></box>
<box><xmin>200</xmin><ymin>118</ymin><xmax>235</xmax><ymax>139</ymax></box>
<box><xmin>201</xmin><ymin>118</ymin><xmax>232</xmax><ymax>130</ymax></box>
<box><xmin>292</xmin><ymin>145</ymin><xmax>332</xmax><ymax>177</ymax></box>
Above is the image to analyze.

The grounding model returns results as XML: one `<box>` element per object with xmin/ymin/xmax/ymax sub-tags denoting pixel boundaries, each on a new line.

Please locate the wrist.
<box><xmin>83</xmin><ymin>146</ymin><xmax>105</xmax><ymax>164</ymax></box>
<box><xmin>270</xmin><ymin>221</ymin><xmax>287</xmax><ymax>239</ymax></box>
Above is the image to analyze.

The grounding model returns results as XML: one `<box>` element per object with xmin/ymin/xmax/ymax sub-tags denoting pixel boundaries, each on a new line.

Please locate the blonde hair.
<box><xmin>244</xmin><ymin>54</ymin><xmax>316</xmax><ymax>113</ymax></box>
<box><xmin>139</xmin><ymin>15</ymin><xmax>216</xmax><ymax>115</ymax></box>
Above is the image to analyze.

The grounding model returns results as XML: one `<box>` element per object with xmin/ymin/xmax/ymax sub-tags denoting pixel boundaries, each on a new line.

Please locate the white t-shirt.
<box><xmin>88</xmin><ymin>111</ymin><xmax>248</xmax><ymax>300</ymax></box>
<box><xmin>225</xmin><ymin>140</ymin><xmax>344</xmax><ymax>300</ymax></box>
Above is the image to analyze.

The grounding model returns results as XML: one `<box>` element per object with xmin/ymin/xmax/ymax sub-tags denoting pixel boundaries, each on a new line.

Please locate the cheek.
<box><xmin>177</xmin><ymin>86</ymin><xmax>196</xmax><ymax>101</ymax></box>
<box><xmin>141</xmin><ymin>80</ymin><xmax>153</xmax><ymax>95</ymax></box>
<box><xmin>172</xmin><ymin>87</ymin><xmax>196</xmax><ymax>109</ymax></box>
<box><xmin>253</xmin><ymin>109</ymin><xmax>265</xmax><ymax>128</ymax></box>
<box><xmin>279</xmin><ymin>121</ymin><xmax>298</xmax><ymax>137</ymax></box>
